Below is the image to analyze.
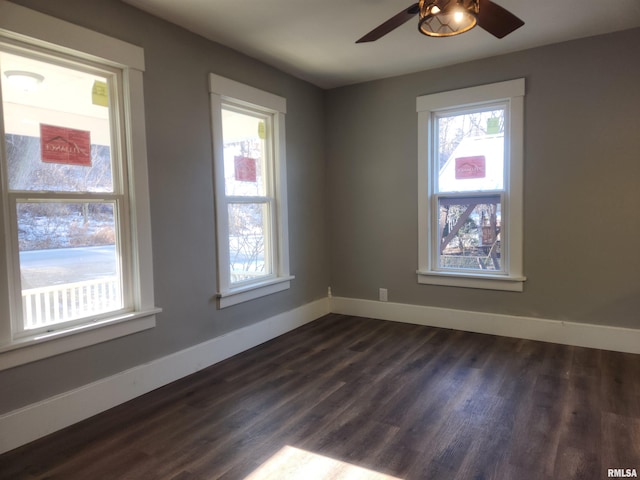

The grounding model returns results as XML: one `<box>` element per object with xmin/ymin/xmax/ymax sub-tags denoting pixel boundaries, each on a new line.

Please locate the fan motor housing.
<box><xmin>418</xmin><ymin>0</ymin><xmax>479</xmax><ymax>37</ymax></box>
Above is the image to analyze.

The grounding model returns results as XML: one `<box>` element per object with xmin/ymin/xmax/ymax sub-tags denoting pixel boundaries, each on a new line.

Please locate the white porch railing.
<box><xmin>22</xmin><ymin>277</ymin><xmax>121</xmax><ymax>330</ymax></box>
<box><xmin>230</xmin><ymin>270</ymin><xmax>267</xmax><ymax>284</ymax></box>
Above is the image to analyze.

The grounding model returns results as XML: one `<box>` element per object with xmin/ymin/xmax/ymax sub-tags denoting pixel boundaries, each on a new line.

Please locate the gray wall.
<box><xmin>326</xmin><ymin>28</ymin><xmax>640</xmax><ymax>329</ymax></box>
<box><xmin>0</xmin><ymin>0</ymin><xmax>328</xmax><ymax>414</ymax></box>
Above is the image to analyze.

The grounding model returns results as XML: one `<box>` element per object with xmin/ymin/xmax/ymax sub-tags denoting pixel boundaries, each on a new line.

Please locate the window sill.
<box><xmin>0</xmin><ymin>308</ymin><xmax>161</xmax><ymax>371</ymax></box>
<box><xmin>417</xmin><ymin>270</ymin><xmax>525</xmax><ymax>292</ymax></box>
<box><xmin>218</xmin><ymin>275</ymin><xmax>295</xmax><ymax>308</ymax></box>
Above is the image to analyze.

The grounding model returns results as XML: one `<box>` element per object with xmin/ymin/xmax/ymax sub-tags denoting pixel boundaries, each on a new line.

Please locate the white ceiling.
<box><xmin>122</xmin><ymin>0</ymin><xmax>640</xmax><ymax>89</ymax></box>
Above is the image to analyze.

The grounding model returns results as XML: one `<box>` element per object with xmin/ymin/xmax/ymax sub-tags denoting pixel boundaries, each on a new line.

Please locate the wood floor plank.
<box><xmin>1</xmin><ymin>313</ymin><xmax>639</xmax><ymax>480</ymax></box>
<box><xmin>601</xmin><ymin>412</ymin><xmax>640</xmax><ymax>472</ymax></box>
<box><xmin>553</xmin><ymin>445</ymin><xmax>600</xmax><ymax>480</ymax></box>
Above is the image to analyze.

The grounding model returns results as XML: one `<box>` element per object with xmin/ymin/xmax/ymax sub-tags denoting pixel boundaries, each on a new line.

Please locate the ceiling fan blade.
<box><xmin>477</xmin><ymin>0</ymin><xmax>524</xmax><ymax>38</ymax></box>
<box><xmin>356</xmin><ymin>3</ymin><xmax>420</xmax><ymax>43</ymax></box>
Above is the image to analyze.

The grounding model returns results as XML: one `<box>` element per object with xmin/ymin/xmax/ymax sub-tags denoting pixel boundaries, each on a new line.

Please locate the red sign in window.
<box><xmin>455</xmin><ymin>156</ymin><xmax>486</xmax><ymax>179</ymax></box>
<box><xmin>40</xmin><ymin>124</ymin><xmax>92</xmax><ymax>166</ymax></box>
<box><xmin>234</xmin><ymin>156</ymin><xmax>257</xmax><ymax>182</ymax></box>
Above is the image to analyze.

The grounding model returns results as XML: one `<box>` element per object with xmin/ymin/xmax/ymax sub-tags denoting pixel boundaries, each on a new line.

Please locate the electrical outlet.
<box><xmin>379</xmin><ymin>288</ymin><xmax>388</xmax><ymax>302</ymax></box>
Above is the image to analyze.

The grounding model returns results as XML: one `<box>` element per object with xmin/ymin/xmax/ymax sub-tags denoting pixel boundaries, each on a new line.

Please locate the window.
<box><xmin>209</xmin><ymin>74</ymin><xmax>293</xmax><ymax>308</ymax></box>
<box><xmin>417</xmin><ymin>79</ymin><xmax>525</xmax><ymax>291</ymax></box>
<box><xmin>0</xmin><ymin>3</ymin><xmax>158</xmax><ymax>369</ymax></box>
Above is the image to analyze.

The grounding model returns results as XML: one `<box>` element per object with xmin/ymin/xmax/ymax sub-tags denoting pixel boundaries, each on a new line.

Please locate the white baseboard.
<box><xmin>330</xmin><ymin>296</ymin><xmax>640</xmax><ymax>355</ymax></box>
<box><xmin>0</xmin><ymin>297</ymin><xmax>330</xmax><ymax>455</ymax></box>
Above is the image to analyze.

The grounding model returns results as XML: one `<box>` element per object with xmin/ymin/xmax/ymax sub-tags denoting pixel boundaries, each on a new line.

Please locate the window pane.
<box><xmin>18</xmin><ymin>202</ymin><xmax>123</xmax><ymax>329</ymax></box>
<box><xmin>228</xmin><ymin>203</ymin><xmax>271</xmax><ymax>284</ymax></box>
<box><xmin>0</xmin><ymin>51</ymin><xmax>114</xmax><ymax>192</ymax></box>
<box><xmin>222</xmin><ymin>107</ymin><xmax>268</xmax><ymax>197</ymax></box>
<box><xmin>438</xmin><ymin>196</ymin><xmax>502</xmax><ymax>271</ymax></box>
<box><xmin>436</xmin><ymin>108</ymin><xmax>504</xmax><ymax>193</ymax></box>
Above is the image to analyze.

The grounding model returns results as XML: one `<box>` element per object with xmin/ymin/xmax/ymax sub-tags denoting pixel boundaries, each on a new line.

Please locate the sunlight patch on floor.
<box><xmin>244</xmin><ymin>445</ymin><xmax>403</xmax><ymax>480</ymax></box>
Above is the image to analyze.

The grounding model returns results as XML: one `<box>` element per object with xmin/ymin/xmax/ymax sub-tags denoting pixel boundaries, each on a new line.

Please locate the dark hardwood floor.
<box><xmin>1</xmin><ymin>313</ymin><xmax>639</xmax><ymax>479</ymax></box>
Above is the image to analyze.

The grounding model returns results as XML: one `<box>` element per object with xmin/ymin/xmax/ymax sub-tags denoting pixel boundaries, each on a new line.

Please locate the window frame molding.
<box><xmin>416</xmin><ymin>78</ymin><xmax>526</xmax><ymax>292</ymax></box>
<box><xmin>209</xmin><ymin>74</ymin><xmax>293</xmax><ymax>308</ymax></box>
<box><xmin>0</xmin><ymin>3</ymin><xmax>159</xmax><ymax>371</ymax></box>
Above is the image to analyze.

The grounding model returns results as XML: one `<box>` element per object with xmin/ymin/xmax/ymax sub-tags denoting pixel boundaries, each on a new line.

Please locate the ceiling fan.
<box><xmin>356</xmin><ymin>0</ymin><xmax>524</xmax><ymax>42</ymax></box>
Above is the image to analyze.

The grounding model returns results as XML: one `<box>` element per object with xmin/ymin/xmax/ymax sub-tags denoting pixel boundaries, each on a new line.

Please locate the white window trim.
<box><xmin>0</xmin><ymin>3</ymin><xmax>159</xmax><ymax>371</ymax></box>
<box><xmin>416</xmin><ymin>78</ymin><xmax>525</xmax><ymax>292</ymax></box>
<box><xmin>209</xmin><ymin>74</ymin><xmax>293</xmax><ymax>308</ymax></box>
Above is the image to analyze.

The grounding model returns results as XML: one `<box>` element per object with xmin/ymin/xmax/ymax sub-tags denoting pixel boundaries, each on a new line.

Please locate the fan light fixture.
<box><xmin>419</xmin><ymin>0</ymin><xmax>479</xmax><ymax>37</ymax></box>
<box><xmin>3</xmin><ymin>70</ymin><xmax>45</xmax><ymax>92</ymax></box>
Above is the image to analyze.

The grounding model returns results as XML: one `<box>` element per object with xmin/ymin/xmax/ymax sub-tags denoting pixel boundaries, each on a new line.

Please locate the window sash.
<box><xmin>226</xmin><ymin>198</ymin><xmax>275</xmax><ymax>286</ymax></box>
<box><xmin>220</xmin><ymin>103</ymin><xmax>274</xmax><ymax>199</ymax></box>
<box><xmin>220</xmin><ymin>102</ymin><xmax>277</xmax><ymax>289</ymax></box>
<box><xmin>432</xmin><ymin>103</ymin><xmax>508</xmax><ymax>195</ymax></box>
<box><xmin>0</xmin><ymin>41</ymin><xmax>128</xmax><ymax>195</ymax></box>
<box><xmin>7</xmin><ymin>193</ymin><xmax>132</xmax><ymax>337</ymax></box>
<box><xmin>428</xmin><ymin>102</ymin><xmax>510</xmax><ymax>276</ymax></box>
<box><xmin>431</xmin><ymin>192</ymin><xmax>506</xmax><ymax>275</ymax></box>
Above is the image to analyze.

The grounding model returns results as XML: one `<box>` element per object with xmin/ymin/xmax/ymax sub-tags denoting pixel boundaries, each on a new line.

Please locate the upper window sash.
<box><xmin>220</xmin><ymin>102</ymin><xmax>275</xmax><ymax>200</ymax></box>
<box><xmin>431</xmin><ymin>102</ymin><xmax>509</xmax><ymax>195</ymax></box>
